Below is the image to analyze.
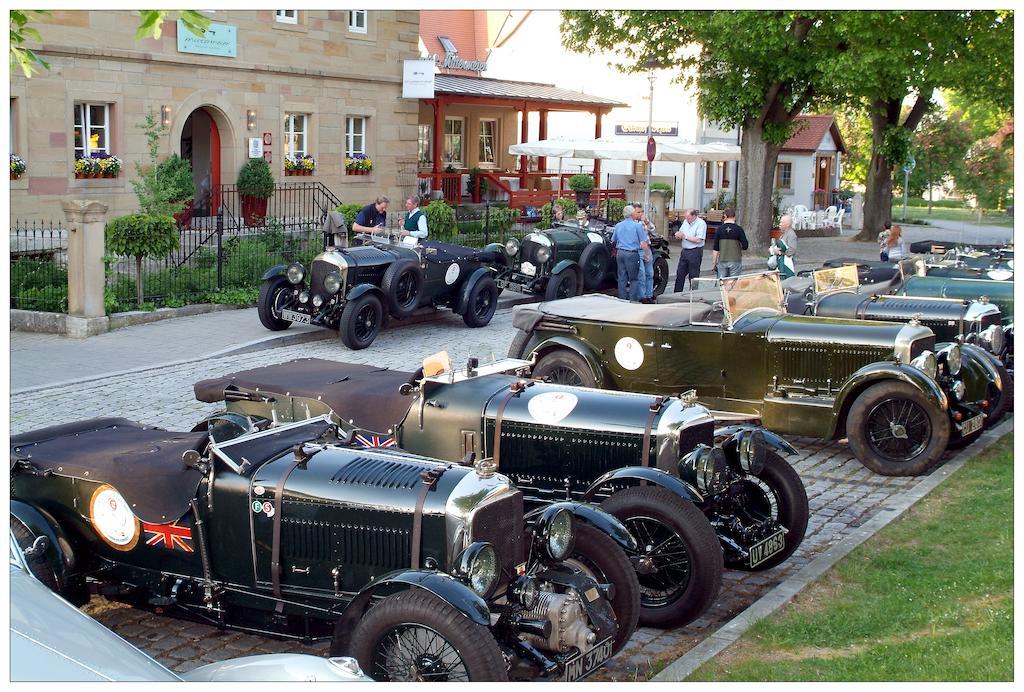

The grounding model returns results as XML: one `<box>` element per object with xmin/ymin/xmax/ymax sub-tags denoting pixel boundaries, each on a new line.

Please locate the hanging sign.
<box><xmin>176</xmin><ymin>21</ymin><xmax>237</xmax><ymax>58</ymax></box>
<box><xmin>615</xmin><ymin>122</ymin><xmax>678</xmax><ymax>137</ymax></box>
<box><xmin>647</xmin><ymin>137</ymin><xmax>657</xmax><ymax>163</ymax></box>
<box><xmin>248</xmin><ymin>138</ymin><xmax>263</xmax><ymax>159</ymax></box>
<box><xmin>403</xmin><ymin>59</ymin><xmax>436</xmax><ymax>99</ymax></box>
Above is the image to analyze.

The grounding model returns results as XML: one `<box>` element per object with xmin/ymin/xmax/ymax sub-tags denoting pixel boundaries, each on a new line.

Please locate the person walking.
<box><xmin>673</xmin><ymin>208</ymin><xmax>707</xmax><ymax>291</ymax></box>
<box><xmin>711</xmin><ymin>207</ymin><xmax>748</xmax><ymax>278</ymax></box>
<box><xmin>769</xmin><ymin>214</ymin><xmax>797</xmax><ymax>278</ymax></box>
<box><xmin>352</xmin><ymin>195</ymin><xmax>389</xmax><ymax>233</ymax></box>
<box><xmin>611</xmin><ymin>205</ymin><xmax>650</xmax><ymax>302</ymax></box>
<box><xmin>400</xmin><ymin>195</ymin><xmax>428</xmax><ymax>240</ymax></box>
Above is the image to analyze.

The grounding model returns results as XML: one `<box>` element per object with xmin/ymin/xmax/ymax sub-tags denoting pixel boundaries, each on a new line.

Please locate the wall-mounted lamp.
<box><xmin>247</xmin><ymin>110</ymin><xmax>257</xmax><ymax>130</ymax></box>
<box><xmin>820</xmin><ymin>158</ymin><xmax>828</xmax><ymax>169</ymax></box>
<box><xmin>160</xmin><ymin>105</ymin><xmax>171</xmax><ymax>128</ymax></box>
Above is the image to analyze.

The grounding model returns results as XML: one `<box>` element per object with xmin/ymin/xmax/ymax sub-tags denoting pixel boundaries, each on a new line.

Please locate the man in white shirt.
<box><xmin>673</xmin><ymin>208</ymin><xmax>706</xmax><ymax>291</ymax></box>
<box><xmin>400</xmin><ymin>196</ymin><xmax>429</xmax><ymax>240</ymax></box>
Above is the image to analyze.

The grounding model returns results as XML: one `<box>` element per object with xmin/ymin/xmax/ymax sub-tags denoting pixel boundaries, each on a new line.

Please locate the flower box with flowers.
<box><xmin>345</xmin><ymin>153</ymin><xmax>373</xmax><ymax>175</ymax></box>
<box><xmin>74</xmin><ymin>152</ymin><xmax>122</xmax><ymax>179</ymax></box>
<box><xmin>10</xmin><ymin>154</ymin><xmax>26</xmax><ymax>180</ymax></box>
<box><xmin>285</xmin><ymin>153</ymin><xmax>316</xmax><ymax>176</ymax></box>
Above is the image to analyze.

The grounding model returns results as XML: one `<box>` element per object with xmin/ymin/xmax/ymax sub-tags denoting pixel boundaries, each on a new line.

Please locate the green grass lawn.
<box><xmin>689</xmin><ymin>433</ymin><xmax>1013</xmax><ymax>682</ymax></box>
<box><xmin>891</xmin><ymin>205</ymin><xmax>1014</xmax><ymax>228</ymax></box>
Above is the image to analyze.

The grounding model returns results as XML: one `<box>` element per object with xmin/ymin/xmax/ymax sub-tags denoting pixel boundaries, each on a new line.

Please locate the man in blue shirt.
<box><xmin>611</xmin><ymin>205</ymin><xmax>651</xmax><ymax>302</ymax></box>
<box><xmin>352</xmin><ymin>196</ymin><xmax>389</xmax><ymax>233</ymax></box>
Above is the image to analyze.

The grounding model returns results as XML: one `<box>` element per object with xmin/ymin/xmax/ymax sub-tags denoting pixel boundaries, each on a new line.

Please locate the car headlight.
<box><xmin>681</xmin><ymin>445</ymin><xmax>729</xmax><ymax>495</ymax></box>
<box><xmin>910</xmin><ymin>350</ymin><xmax>937</xmax><ymax>379</ymax></box>
<box><xmin>736</xmin><ymin>429</ymin><xmax>767</xmax><ymax>475</ymax></box>
<box><xmin>312</xmin><ymin>294</ymin><xmax>324</xmax><ymax>307</ymax></box>
<box><xmin>510</xmin><ymin>575</ymin><xmax>540</xmax><ymax>609</ymax></box>
<box><xmin>536</xmin><ymin>506</ymin><xmax>575</xmax><ymax>561</ymax></box>
<box><xmin>454</xmin><ymin>542</ymin><xmax>498</xmax><ymax>598</ymax></box>
<box><xmin>939</xmin><ymin>343</ymin><xmax>962</xmax><ymax>376</ymax></box>
<box><xmin>950</xmin><ymin>379</ymin><xmax>966</xmax><ymax>401</ymax></box>
<box><xmin>535</xmin><ymin>246</ymin><xmax>552</xmax><ymax>264</ymax></box>
<box><xmin>324</xmin><ymin>271</ymin><xmax>342</xmax><ymax>295</ymax></box>
<box><xmin>980</xmin><ymin>324</ymin><xmax>1005</xmax><ymax>355</ymax></box>
<box><xmin>505</xmin><ymin>237</ymin><xmax>520</xmax><ymax>256</ymax></box>
<box><xmin>286</xmin><ymin>262</ymin><xmax>305</xmax><ymax>284</ymax></box>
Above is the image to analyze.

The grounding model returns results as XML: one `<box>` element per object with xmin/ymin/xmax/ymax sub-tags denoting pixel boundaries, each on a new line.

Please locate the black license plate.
<box><xmin>563</xmin><ymin>637</ymin><xmax>614</xmax><ymax>682</ymax></box>
<box><xmin>748</xmin><ymin>529</ymin><xmax>786</xmax><ymax>568</ymax></box>
<box><xmin>496</xmin><ymin>278</ymin><xmax>531</xmax><ymax>293</ymax></box>
<box><xmin>280</xmin><ymin>309</ymin><xmax>311</xmax><ymax>325</ymax></box>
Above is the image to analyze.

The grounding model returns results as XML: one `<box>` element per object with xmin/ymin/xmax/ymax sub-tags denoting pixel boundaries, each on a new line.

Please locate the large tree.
<box><xmin>844</xmin><ymin>11</ymin><xmax>1012</xmax><ymax>239</ymax></box>
<box><xmin>561</xmin><ymin>11</ymin><xmax>850</xmax><ymax>248</ymax></box>
<box><xmin>905</xmin><ymin>108</ymin><xmax>973</xmax><ymax>205</ymax></box>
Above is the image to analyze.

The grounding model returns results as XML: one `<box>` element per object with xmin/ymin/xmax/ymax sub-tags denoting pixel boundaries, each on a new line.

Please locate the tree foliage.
<box><xmin>959</xmin><ymin>119</ymin><xmax>1014</xmax><ymax>210</ymax></box>
<box><xmin>904</xmin><ymin>109</ymin><xmax>973</xmax><ymax>199</ymax></box>
<box><xmin>834</xmin><ymin>107</ymin><xmax>872</xmax><ymax>187</ymax></box>
<box><xmin>106</xmin><ymin>213</ymin><xmax>180</xmax><ymax>307</ymax></box>
<box><xmin>131</xmin><ymin>109</ymin><xmax>186</xmax><ymax>217</ymax></box>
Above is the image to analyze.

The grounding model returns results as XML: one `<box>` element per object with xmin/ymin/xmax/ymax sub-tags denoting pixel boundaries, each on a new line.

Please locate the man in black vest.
<box><xmin>400</xmin><ymin>196</ymin><xmax>429</xmax><ymax>239</ymax></box>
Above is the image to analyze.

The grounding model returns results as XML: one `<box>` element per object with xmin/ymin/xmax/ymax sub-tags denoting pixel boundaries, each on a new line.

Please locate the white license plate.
<box><xmin>564</xmin><ymin>636</ymin><xmax>614</xmax><ymax>682</ymax></box>
<box><xmin>748</xmin><ymin>529</ymin><xmax>786</xmax><ymax>568</ymax></box>
<box><xmin>280</xmin><ymin>309</ymin><xmax>311</xmax><ymax>325</ymax></box>
<box><xmin>958</xmin><ymin>414</ymin><xmax>984</xmax><ymax>436</ymax></box>
<box><xmin>520</xmin><ymin>261</ymin><xmax>537</xmax><ymax>277</ymax></box>
<box><xmin>497</xmin><ymin>278</ymin><xmax>529</xmax><ymax>292</ymax></box>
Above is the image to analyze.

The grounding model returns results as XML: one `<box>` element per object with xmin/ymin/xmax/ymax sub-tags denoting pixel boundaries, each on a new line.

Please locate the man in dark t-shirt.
<box><xmin>352</xmin><ymin>196</ymin><xmax>389</xmax><ymax>233</ymax></box>
<box><xmin>712</xmin><ymin>208</ymin><xmax>749</xmax><ymax>278</ymax></box>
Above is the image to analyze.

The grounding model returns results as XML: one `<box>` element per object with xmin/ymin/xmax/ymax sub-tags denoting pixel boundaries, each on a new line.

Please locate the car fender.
<box><xmin>482</xmin><ymin>243</ymin><xmax>510</xmax><ymax>269</ymax></box>
<box><xmin>714</xmin><ymin>425</ymin><xmax>799</xmax><ymax>456</ymax></box>
<box><xmin>525</xmin><ymin>501</ymin><xmax>639</xmax><ymax>554</ymax></box>
<box><xmin>551</xmin><ymin>259</ymin><xmax>580</xmax><ymax>279</ymax></box>
<box><xmin>833</xmin><ymin>362</ymin><xmax>948</xmax><ymax>439</ymax></box>
<box><xmin>453</xmin><ymin>266</ymin><xmax>494</xmax><ymax>316</ymax></box>
<box><xmin>344</xmin><ymin>283</ymin><xmax>384</xmax><ymax>304</ymax></box>
<box><xmin>959</xmin><ymin>343</ymin><xmax>1001</xmax><ymax>391</ymax></box>
<box><xmin>261</xmin><ymin>264</ymin><xmax>288</xmax><ymax>281</ymax></box>
<box><xmin>581</xmin><ymin>466</ymin><xmax>703</xmax><ymax>504</ymax></box>
<box><xmin>10</xmin><ymin>499</ymin><xmax>81</xmax><ymax>600</ymax></box>
<box><xmin>527</xmin><ymin>335</ymin><xmax>607</xmax><ymax>386</ymax></box>
<box><xmin>329</xmin><ymin>570</ymin><xmax>490</xmax><ymax>655</ymax></box>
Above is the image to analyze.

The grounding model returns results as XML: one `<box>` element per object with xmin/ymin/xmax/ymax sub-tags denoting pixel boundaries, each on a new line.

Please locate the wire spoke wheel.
<box><xmin>473</xmin><ymin>288</ymin><xmax>492</xmax><ymax>318</ymax></box>
<box><xmin>355</xmin><ymin>303</ymin><xmax>378</xmax><ymax>341</ymax></box>
<box><xmin>373</xmin><ymin>624</ymin><xmax>470</xmax><ymax>682</ymax></box>
<box><xmin>395</xmin><ymin>273</ymin><xmax>417</xmax><ymax>309</ymax></box>
<box><xmin>625</xmin><ymin>515</ymin><xmax>692</xmax><ymax>608</ymax></box>
<box><xmin>866</xmin><ymin>398</ymin><xmax>931</xmax><ymax>462</ymax></box>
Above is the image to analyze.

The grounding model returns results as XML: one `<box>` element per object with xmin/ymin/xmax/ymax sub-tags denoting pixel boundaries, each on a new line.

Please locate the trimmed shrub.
<box><xmin>335</xmin><ymin>203</ymin><xmax>363</xmax><ymax>229</ymax></box>
<box><xmin>568</xmin><ymin>174</ymin><xmax>595</xmax><ymax>192</ymax></box>
<box><xmin>538</xmin><ymin>198</ymin><xmax>579</xmax><ymax>229</ymax></box>
<box><xmin>106</xmin><ymin>213</ymin><xmax>179</xmax><ymax>307</ymax></box>
<box><xmin>156</xmin><ymin>154</ymin><xmax>195</xmax><ymax>202</ymax></box>
<box><xmin>425</xmin><ymin>200</ymin><xmax>457</xmax><ymax>238</ymax></box>
<box><xmin>237</xmin><ymin>158</ymin><xmax>274</xmax><ymax>199</ymax></box>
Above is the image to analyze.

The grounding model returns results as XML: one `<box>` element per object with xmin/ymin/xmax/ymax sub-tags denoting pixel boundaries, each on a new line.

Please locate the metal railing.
<box><xmin>10</xmin><ymin>220</ymin><xmax>68</xmax><ymax>313</ymax></box>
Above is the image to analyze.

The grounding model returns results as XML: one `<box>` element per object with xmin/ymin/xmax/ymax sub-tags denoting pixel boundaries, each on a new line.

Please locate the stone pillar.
<box><xmin>650</xmin><ymin>189</ymin><xmax>669</xmax><ymax>239</ymax></box>
<box><xmin>851</xmin><ymin>192</ymin><xmax>864</xmax><ymax>231</ymax></box>
<box><xmin>62</xmin><ymin>199</ymin><xmax>109</xmax><ymax>338</ymax></box>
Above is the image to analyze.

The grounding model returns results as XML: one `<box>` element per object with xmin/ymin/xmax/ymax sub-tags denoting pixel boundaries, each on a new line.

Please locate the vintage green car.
<box><xmin>259</xmin><ymin>230</ymin><xmax>504</xmax><ymax>350</ymax></box>
<box><xmin>496</xmin><ymin>221</ymin><xmax>671</xmax><ymax>300</ymax></box>
<box><xmin>783</xmin><ymin>265</ymin><xmax>1011</xmax><ymax>420</ymax></box>
<box><xmin>194</xmin><ymin>355</ymin><xmax>809</xmax><ymax>628</ymax></box>
<box><xmin>11</xmin><ymin>416</ymin><xmax>636</xmax><ymax>681</ymax></box>
<box><xmin>510</xmin><ymin>272</ymin><xmax>996</xmax><ymax>476</ymax></box>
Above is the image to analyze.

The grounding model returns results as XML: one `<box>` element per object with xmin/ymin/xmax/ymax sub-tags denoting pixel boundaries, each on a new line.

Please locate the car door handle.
<box><xmin>291</xmin><ymin>566</ymin><xmax>310</xmax><ymax>574</ymax></box>
<box><xmin>660</xmin><ymin>343</ymin><xmax>672</xmax><ymax>349</ymax></box>
<box><xmin>643</xmin><ymin>342</ymin><xmax>654</xmax><ymax>347</ymax></box>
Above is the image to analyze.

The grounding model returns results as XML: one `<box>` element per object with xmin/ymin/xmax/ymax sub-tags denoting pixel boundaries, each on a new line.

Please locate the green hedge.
<box><xmin>10</xmin><ymin>257</ymin><xmax>68</xmax><ymax>313</ymax></box>
<box><xmin>537</xmin><ymin>198</ymin><xmax>579</xmax><ymax>230</ymax></box>
<box><xmin>898</xmin><ymin>198</ymin><xmax>968</xmax><ymax>209</ymax></box>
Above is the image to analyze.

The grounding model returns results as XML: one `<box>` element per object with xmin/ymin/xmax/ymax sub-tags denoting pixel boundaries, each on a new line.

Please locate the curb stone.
<box><xmin>651</xmin><ymin>416</ymin><xmax>1013</xmax><ymax>682</ymax></box>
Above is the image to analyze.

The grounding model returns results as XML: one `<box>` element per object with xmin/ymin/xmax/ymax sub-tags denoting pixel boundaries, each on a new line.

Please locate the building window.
<box><xmin>721</xmin><ymin>162</ymin><xmax>731</xmax><ymax>189</ymax></box>
<box><xmin>275</xmin><ymin>10</ymin><xmax>297</xmax><ymax>24</ymax></box>
<box><xmin>349</xmin><ymin>11</ymin><xmax>367</xmax><ymax>33</ymax></box>
<box><xmin>775</xmin><ymin>162</ymin><xmax>793</xmax><ymax>190</ymax></box>
<box><xmin>10</xmin><ymin>98</ymin><xmax>16</xmax><ymax>155</ymax></box>
<box><xmin>444</xmin><ymin>117</ymin><xmax>463</xmax><ymax>167</ymax></box>
<box><xmin>283</xmin><ymin>113</ymin><xmax>308</xmax><ymax>156</ymax></box>
<box><xmin>478</xmin><ymin>119</ymin><xmax>497</xmax><ymax>165</ymax></box>
<box><xmin>346</xmin><ymin>116</ymin><xmax>367</xmax><ymax>157</ymax></box>
<box><xmin>704</xmin><ymin>162</ymin><xmax>715</xmax><ymax>189</ymax></box>
<box><xmin>418</xmin><ymin>124</ymin><xmax>432</xmax><ymax>167</ymax></box>
<box><xmin>74</xmin><ymin>103</ymin><xmax>109</xmax><ymax>158</ymax></box>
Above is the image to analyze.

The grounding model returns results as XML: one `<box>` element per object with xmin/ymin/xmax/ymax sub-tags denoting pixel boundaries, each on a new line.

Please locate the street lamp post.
<box><xmin>644</xmin><ymin>60</ymin><xmax>657</xmax><ymax>215</ymax></box>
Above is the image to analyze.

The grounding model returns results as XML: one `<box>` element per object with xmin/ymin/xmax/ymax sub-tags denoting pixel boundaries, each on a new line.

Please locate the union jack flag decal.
<box><xmin>353</xmin><ymin>432</ymin><xmax>398</xmax><ymax>448</ymax></box>
<box><xmin>142</xmin><ymin>521</ymin><xmax>194</xmax><ymax>553</ymax></box>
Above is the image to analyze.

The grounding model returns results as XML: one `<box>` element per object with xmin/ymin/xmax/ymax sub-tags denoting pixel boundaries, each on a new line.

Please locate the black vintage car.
<box><xmin>10</xmin><ymin>416</ymin><xmax>637</xmax><ymax>682</ymax></box>
<box><xmin>496</xmin><ymin>221</ymin><xmax>671</xmax><ymax>300</ymax></box>
<box><xmin>258</xmin><ymin>229</ymin><xmax>505</xmax><ymax>350</ymax></box>
<box><xmin>194</xmin><ymin>355</ymin><xmax>809</xmax><ymax>628</ymax></box>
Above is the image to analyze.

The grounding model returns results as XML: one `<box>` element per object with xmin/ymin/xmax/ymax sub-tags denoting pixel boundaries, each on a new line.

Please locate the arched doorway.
<box><xmin>180</xmin><ymin>108</ymin><xmax>222</xmax><ymax>216</ymax></box>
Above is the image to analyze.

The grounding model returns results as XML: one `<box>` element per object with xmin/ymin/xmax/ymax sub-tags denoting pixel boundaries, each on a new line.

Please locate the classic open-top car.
<box><xmin>11</xmin><ymin>415</ymin><xmax>638</xmax><ymax>682</ymax></box>
<box><xmin>496</xmin><ymin>220</ymin><xmax>671</xmax><ymax>300</ymax></box>
<box><xmin>259</xmin><ymin>227</ymin><xmax>505</xmax><ymax>350</ymax></box>
<box><xmin>510</xmin><ymin>271</ymin><xmax>998</xmax><ymax>476</ymax></box>
<box><xmin>194</xmin><ymin>354</ymin><xmax>809</xmax><ymax>628</ymax></box>
<box><xmin>783</xmin><ymin>265</ymin><xmax>1011</xmax><ymax>420</ymax></box>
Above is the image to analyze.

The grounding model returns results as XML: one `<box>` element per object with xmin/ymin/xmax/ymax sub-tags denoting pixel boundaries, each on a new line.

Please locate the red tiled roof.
<box><xmin>783</xmin><ymin>115</ymin><xmax>847</xmax><ymax>153</ymax></box>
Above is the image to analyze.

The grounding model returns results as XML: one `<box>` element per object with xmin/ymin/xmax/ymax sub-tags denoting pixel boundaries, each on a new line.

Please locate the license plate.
<box><xmin>280</xmin><ymin>309</ymin><xmax>311</xmax><ymax>325</ymax></box>
<box><xmin>748</xmin><ymin>529</ymin><xmax>786</xmax><ymax>568</ymax></box>
<box><xmin>563</xmin><ymin>637</ymin><xmax>614</xmax><ymax>682</ymax></box>
<box><xmin>496</xmin><ymin>278</ymin><xmax>530</xmax><ymax>293</ymax></box>
<box><xmin>958</xmin><ymin>414</ymin><xmax>984</xmax><ymax>436</ymax></box>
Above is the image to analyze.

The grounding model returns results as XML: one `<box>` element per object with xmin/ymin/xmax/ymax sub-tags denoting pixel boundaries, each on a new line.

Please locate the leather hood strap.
<box><xmin>641</xmin><ymin>395</ymin><xmax>671</xmax><ymax>469</ymax></box>
<box><xmin>492</xmin><ymin>381</ymin><xmax>528</xmax><ymax>470</ymax></box>
<box><xmin>411</xmin><ymin>466</ymin><xmax>450</xmax><ymax>569</ymax></box>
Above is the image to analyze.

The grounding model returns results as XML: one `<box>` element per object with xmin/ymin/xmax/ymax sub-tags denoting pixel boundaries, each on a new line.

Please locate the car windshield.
<box><xmin>719</xmin><ymin>271</ymin><xmax>785</xmax><ymax>325</ymax></box>
<box><xmin>812</xmin><ymin>265</ymin><xmax>860</xmax><ymax>296</ymax></box>
<box><xmin>356</xmin><ymin>230</ymin><xmax>419</xmax><ymax>249</ymax></box>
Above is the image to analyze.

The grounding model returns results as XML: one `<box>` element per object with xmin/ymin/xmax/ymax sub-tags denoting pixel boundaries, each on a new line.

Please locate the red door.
<box><xmin>206</xmin><ymin>108</ymin><xmax>221</xmax><ymax>214</ymax></box>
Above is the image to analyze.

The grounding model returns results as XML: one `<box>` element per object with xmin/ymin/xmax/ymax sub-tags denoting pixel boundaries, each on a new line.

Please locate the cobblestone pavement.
<box><xmin>11</xmin><ymin>302</ymin><xmax>975</xmax><ymax>680</ymax></box>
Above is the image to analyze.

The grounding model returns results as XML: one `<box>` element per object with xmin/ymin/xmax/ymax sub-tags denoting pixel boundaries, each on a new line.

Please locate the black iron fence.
<box><xmin>10</xmin><ymin>220</ymin><xmax>68</xmax><ymax>313</ymax></box>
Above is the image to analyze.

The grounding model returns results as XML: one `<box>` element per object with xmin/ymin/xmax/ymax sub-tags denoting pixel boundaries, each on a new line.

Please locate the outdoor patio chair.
<box><xmin>792</xmin><ymin>204</ymin><xmax>811</xmax><ymax>230</ymax></box>
<box><xmin>834</xmin><ymin>208</ymin><xmax>846</xmax><ymax>233</ymax></box>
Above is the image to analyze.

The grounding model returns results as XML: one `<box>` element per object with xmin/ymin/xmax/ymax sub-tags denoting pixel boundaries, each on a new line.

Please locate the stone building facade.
<box><xmin>10</xmin><ymin>10</ymin><xmax>421</xmax><ymax>220</ymax></box>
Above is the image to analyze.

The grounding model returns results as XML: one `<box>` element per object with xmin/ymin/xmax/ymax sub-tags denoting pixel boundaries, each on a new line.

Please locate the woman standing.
<box><xmin>885</xmin><ymin>224</ymin><xmax>907</xmax><ymax>260</ymax></box>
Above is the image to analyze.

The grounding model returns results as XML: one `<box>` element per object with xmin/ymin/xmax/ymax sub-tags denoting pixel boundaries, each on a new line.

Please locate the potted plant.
<box><xmin>98</xmin><ymin>154</ymin><xmax>123</xmax><ymax>178</ymax></box>
<box><xmin>74</xmin><ymin>157</ymin><xmax>96</xmax><ymax>178</ymax></box>
<box><xmin>286</xmin><ymin>153</ymin><xmax>316</xmax><ymax>176</ymax></box>
<box><xmin>10</xmin><ymin>154</ymin><xmax>26</xmax><ymax>180</ymax></box>
<box><xmin>568</xmin><ymin>174</ymin><xmax>595</xmax><ymax>208</ymax></box>
<box><xmin>345</xmin><ymin>153</ymin><xmax>373</xmax><ymax>176</ymax></box>
<box><xmin>237</xmin><ymin>158</ymin><xmax>274</xmax><ymax>225</ymax></box>
<box><xmin>157</xmin><ymin>154</ymin><xmax>196</xmax><ymax>229</ymax></box>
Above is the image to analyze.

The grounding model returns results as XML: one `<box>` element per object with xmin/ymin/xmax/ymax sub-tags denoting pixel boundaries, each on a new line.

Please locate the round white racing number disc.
<box><xmin>527</xmin><ymin>391</ymin><xmax>579</xmax><ymax>424</ymax></box>
<box><xmin>90</xmin><ymin>484</ymin><xmax>140</xmax><ymax>551</ymax></box>
<box><xmin>445</xmin><ymin>264</ymin><xmax>461</xmax><ymax>285</ymax></box>
<box><xmin>614</xmin><ymin>337</ymin><xmax>645</xmax><ymax>370</ymax></box>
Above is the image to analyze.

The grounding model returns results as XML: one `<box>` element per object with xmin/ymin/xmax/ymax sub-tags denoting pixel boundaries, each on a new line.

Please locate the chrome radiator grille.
<box><xmin>310</xmin><ymin>259</ymin><xmax>338</xmax><ymax>300</ymax></box>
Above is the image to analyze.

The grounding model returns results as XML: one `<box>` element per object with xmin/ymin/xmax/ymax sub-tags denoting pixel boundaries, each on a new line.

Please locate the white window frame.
<box><xmin>348</xmin><ymin>11</ymin><xmax>367</xmax><ymax>34</ymax></box>
<box><xmin>74</xmin><ymin>102</ymin><xmax>110</xmax><ymax>159</ymax></box>
<box><xmin>345</xmin><ymin>116</ymin><xmax>367</xmax><ymax>157</ymax></box>
<box><xmin>275</xmin><ymin>10</ymin><xmax>298</xmax><ymax>24</ymax></box>
<box><xmin>478</xmin><ymin>118</ymin><xmax>497</xmax><ymax>166</ymax></box>
<box><xmin>776</xmin><ymin>162</ymin><xmax>793</xmax><ymax>190</ymax></box>
<box><xmin>417</xmin><ymin>124</ymin><xmax>432</xmax><ymax>167</ymax></box>
<box><xmin>10</xmin><ymin>98</ymin><xmax>16</xmax><ymax>156</ymax></box>
<box><xmin>720</xmin><ymin>162</ymin><xmax>731</xmax><ymax>190</ymax></box>
<box><xmin>444</xmin><ymin>117</ymin><xmax>464</xmax><ymax>168</ymax></box>
<box><xmin>284</xmin><ymin>113</ymin><xmax>308</xmax><ymax>157</ymax></box>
